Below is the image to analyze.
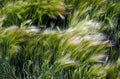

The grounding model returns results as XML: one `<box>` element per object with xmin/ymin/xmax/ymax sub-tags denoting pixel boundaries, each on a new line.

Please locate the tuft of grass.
<box><xmin>0</xmin><ymin>20</ymin><xmax>109</xmax><ymax>79</ymax></box>
<box><xmin>0</xmin><ymin>0</ymin><xmax>67</xmax><ymax>28</ymax></box>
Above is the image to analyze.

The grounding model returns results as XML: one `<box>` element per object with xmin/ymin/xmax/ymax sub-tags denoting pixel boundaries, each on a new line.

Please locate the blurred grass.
<box><xmin>0</xmin><ymin>0</ymin><xmax>120</xmax><ymax>79</ymax></box>
<box><xmin>0</xmin><ymin>0</ymin><xmax>67</xmax><ymax>28</ymax></box>
<box><xmin>0</xmin><ymin>20</ymin><xmax>109</xmax><ymax>79</ymax></box>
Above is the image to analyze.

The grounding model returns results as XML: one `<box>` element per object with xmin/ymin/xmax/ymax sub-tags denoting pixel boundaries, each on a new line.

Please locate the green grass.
<box><xmin>0</xmin><ymin>20</ymin><xmax>110</xmax><ymax>79</ymax></box>
<box><xmin>0</xmin><ymin>0</ymin><xmax>120</xmax><ymax>79</ymax></box>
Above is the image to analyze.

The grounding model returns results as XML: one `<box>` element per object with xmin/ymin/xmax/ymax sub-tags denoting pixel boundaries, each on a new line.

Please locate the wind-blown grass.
<box><xmin>0</xmin><ymin>0</ymin><xmax>120</xmax><ymax>79</ymax></box>
<box><xmin>0</xmin><ymin>0</ymin><xmax>66</xmax><ymax>28</ymax></box>
<box><xmin>0</xmin><ymin>20</ymin><xmax>110</xmax><ymax>79</ymax></box>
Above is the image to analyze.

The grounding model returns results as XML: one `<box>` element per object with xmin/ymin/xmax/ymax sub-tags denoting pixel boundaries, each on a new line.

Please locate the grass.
<box><xmin>0</xmin><ymin>0</ymin><xmax>120</xmax><ymax>79</ymax></box>
<box><xmin>0</xmin><ymin>20</ymin><xmax>110</xmax><ymax>79</ymax></box>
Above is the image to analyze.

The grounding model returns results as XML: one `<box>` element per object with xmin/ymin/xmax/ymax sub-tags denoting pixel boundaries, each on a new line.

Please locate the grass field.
<box><xmin>0</xmin><ymin>0</ymin><xmax>120</xmax><ymax>79</ymax></box>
